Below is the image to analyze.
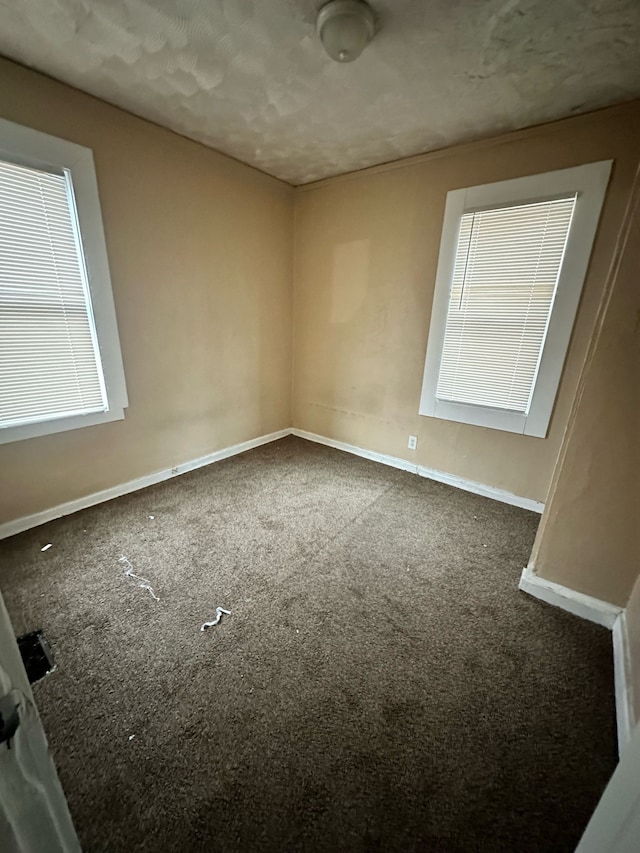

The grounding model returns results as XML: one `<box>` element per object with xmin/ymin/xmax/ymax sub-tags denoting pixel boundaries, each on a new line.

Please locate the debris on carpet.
<box><xmin>200</xmin><ymin>607</ymin><xmax>231</xmax><ymax>631</ymax></box>
<box><xmin>119</xmin><ymin>556</ymin><xmax>160</xmax><ymax>601</ymax></box>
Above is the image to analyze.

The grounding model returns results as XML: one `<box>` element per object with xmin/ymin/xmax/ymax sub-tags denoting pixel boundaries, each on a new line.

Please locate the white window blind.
<box><xmin>435</xmin><ymin>195</ymin><xmax>577</xmax><ymax>413</ymax></box>
<box><xmin>0</xmin><ymin>158</ymin><xmax>107</xmax><ymax>430</ymax></box>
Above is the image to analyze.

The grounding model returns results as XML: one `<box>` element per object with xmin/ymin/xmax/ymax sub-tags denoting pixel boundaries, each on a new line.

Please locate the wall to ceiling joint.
<box><xmin>0</xmin><ymin>0</ymin><xmax>639</xmax><ymax>184</ymax></box>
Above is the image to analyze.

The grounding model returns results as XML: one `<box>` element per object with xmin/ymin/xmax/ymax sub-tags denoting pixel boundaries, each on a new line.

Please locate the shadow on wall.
<box><xmin>330</xmin><ymin>239</ymin><xmax>371</xmax><ymax>325</ymax></box>
<box><xmin>321</xmin><ymin>232</ymin><xmax>428</xmax><ymax>444</ymax></box>
<box><xmin>326</xmin><ymin>238</ymin><xmax>383</xmax><ymax>434</ymax></box>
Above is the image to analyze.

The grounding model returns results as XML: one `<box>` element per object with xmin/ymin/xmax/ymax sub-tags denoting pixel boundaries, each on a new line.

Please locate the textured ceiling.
<box><xmin>0</xmin><ymin>0</ymin><xmax>639</xmax><ymax>184</ymax></box>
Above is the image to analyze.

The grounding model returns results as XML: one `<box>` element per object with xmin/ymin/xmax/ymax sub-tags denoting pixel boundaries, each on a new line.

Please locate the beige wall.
<box><xmin>292</xmin><ymin>103</ymin><xmax>640</xmax><ymax>503</ymax></box>
<box><xmin>530</xmin><ymin>170</ymin><xmax>640</xmax><ymax>606</ymax></box>
<box><xmin>2</xmin><ymin>51</ymin><xmax>639</xmax><ymax>564</ymax></box>
<box><xmin>0</xmin><ymin>58</ymin><xmax>293</xmax><ymax>525</ymax></box>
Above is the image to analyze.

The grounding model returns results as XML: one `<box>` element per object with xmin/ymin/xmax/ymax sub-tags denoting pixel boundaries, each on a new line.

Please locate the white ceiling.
<box><xmin>0</xmin><ymin>0</ymin><xmax>639</xmax><ymax>185</ymax></box>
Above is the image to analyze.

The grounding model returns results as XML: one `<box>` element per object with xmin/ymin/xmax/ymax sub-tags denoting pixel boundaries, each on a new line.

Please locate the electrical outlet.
<box><xmin>408</xmin><ymin>435</ymin><xmax>417</xmax><ymax>450</ymax></box>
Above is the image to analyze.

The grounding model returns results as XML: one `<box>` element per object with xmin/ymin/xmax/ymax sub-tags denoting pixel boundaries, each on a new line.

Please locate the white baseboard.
<box><xmin>613</xmin><ymin>612</ymin><xmax>635</xmax><ymax>754</ymax></box>
<box><xmin>291</xmin><ymin>428</ymin><xmax>544</xmax><ymax>513</ymax></box>
<box><xmin>291</xmin><ymin>428</ymin><xmax>418</xmax><ymax>474</ymax></box>
<box><xmin>519</xmin><ymin>567</ymin><xmax>631</xmax><ymax>757</ymax></box>
<box><xmin>416</xmin><ymin>464</ymin><xmax>544</xmax><ymax>513</ymax></box>
<box><xmin>519</xmin><ymin>567</ymin><xmax>622</xmax><ymax>629</ymax></box>
<box><xmin>1</xmin><ymin>426</ymin><xmax>542</xmax><ymax>539</ymax></box>
<box><xmin>0</xmin><ymin>428</ymin><xmax>291</xmax><ymax>540</ymax></box>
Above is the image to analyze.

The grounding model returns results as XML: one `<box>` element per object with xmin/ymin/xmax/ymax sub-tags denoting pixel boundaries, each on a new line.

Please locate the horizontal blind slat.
<box><xmin>0</xmin><ymin>158</ymin><xmax>107</xmax><ymax>427</ymax></box>
<box><xmin>436</xmin><ymin>195</ymin><xmax>576</xmax><ymax>413</ymax></box>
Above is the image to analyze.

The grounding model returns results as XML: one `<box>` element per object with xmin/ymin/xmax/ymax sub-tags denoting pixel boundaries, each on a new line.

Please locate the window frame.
<box><xmin>0</xmin><ymin>117</ymin><xmax>127</xmax><ymax>444</ymax></box>
<box><xmin>418</xmin><ymin>160</ymin><xmax>612</xmax><ymax>438</ymax></box>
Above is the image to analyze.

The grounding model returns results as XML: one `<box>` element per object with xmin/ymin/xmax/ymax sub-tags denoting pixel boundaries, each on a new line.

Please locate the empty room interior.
<box><xmin>1</xmin><ymin>1</ymin><xmax>639</xmax><ymax>851</ymax></box>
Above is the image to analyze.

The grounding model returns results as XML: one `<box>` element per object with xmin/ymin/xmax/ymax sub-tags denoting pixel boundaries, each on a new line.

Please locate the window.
<box><xmin>419</xmin><ymin>161</ymin><xmax>612</xmax><ymax>437</ymax></box>
<box><xmin>0</xmin><ymin>118</ymin><xmax>127</xmax><ymax>444</ymax></box>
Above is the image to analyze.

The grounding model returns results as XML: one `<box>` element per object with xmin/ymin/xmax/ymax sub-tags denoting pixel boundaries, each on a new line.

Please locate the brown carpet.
<box><xmin>0</xmin><ymin>436</ymin><xmax>617</xmax><ymax>852</ymax></box>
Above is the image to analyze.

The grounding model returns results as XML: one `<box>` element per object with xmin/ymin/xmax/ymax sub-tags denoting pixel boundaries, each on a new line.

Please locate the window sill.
<box><xmin>419</xmin><ymin>398</ymin><xmax>546</xmax><ymax>437</ymax></box>
<box><xmin>0</xmin><ymin>408</ymin><xmax>126</xmax><ymax>445</ymax></box>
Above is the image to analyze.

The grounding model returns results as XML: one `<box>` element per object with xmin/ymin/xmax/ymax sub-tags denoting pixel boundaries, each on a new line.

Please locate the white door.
<box><xmin>0</xmin><ymin>589</ymin><xmax>80</xmax><ymax>852</ymax></box>
<box><xmin>576</xmin><ymin>723</ymin><xmax>640</xmax><ymax>852</ymax></box>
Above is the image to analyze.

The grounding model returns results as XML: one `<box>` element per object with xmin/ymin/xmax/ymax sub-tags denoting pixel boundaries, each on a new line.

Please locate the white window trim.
<box><xmin>419</xmin><ymin>160</ymin><xmax>612</xmax><ymax>438</ymax></box>
<box><xmin>0</xmin><ymin>118</ymin><xmax>128</xmax><ymax>444</ymax></box>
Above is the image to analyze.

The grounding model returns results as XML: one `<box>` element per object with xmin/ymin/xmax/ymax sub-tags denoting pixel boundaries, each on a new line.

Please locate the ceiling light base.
<box><xmin>316</xmin><ymin>0</ymin><xmax>376</xmax><ymax>63</ymax></box>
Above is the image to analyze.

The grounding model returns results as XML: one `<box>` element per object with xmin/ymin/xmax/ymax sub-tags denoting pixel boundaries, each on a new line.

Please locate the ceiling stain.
<box><xmin>0</xmin><ymin>0</ymin><xmax>638</xmax><ymax>184</ymax></box>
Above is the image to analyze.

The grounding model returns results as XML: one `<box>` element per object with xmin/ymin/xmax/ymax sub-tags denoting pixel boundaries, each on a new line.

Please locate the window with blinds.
<box><xmin>0</xmin><ymin>159</ymin><xmax>107</xmax><ymax>430</ymax></box>
<box><xmin>436</xmin><ymin>196</ymin><xmax>576</xmax><ymax>413</ymax></box>
<box><xmin>419</xmin><ymin>162</ymin><xmax>612</xmax><ymax>437</ymax></box>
